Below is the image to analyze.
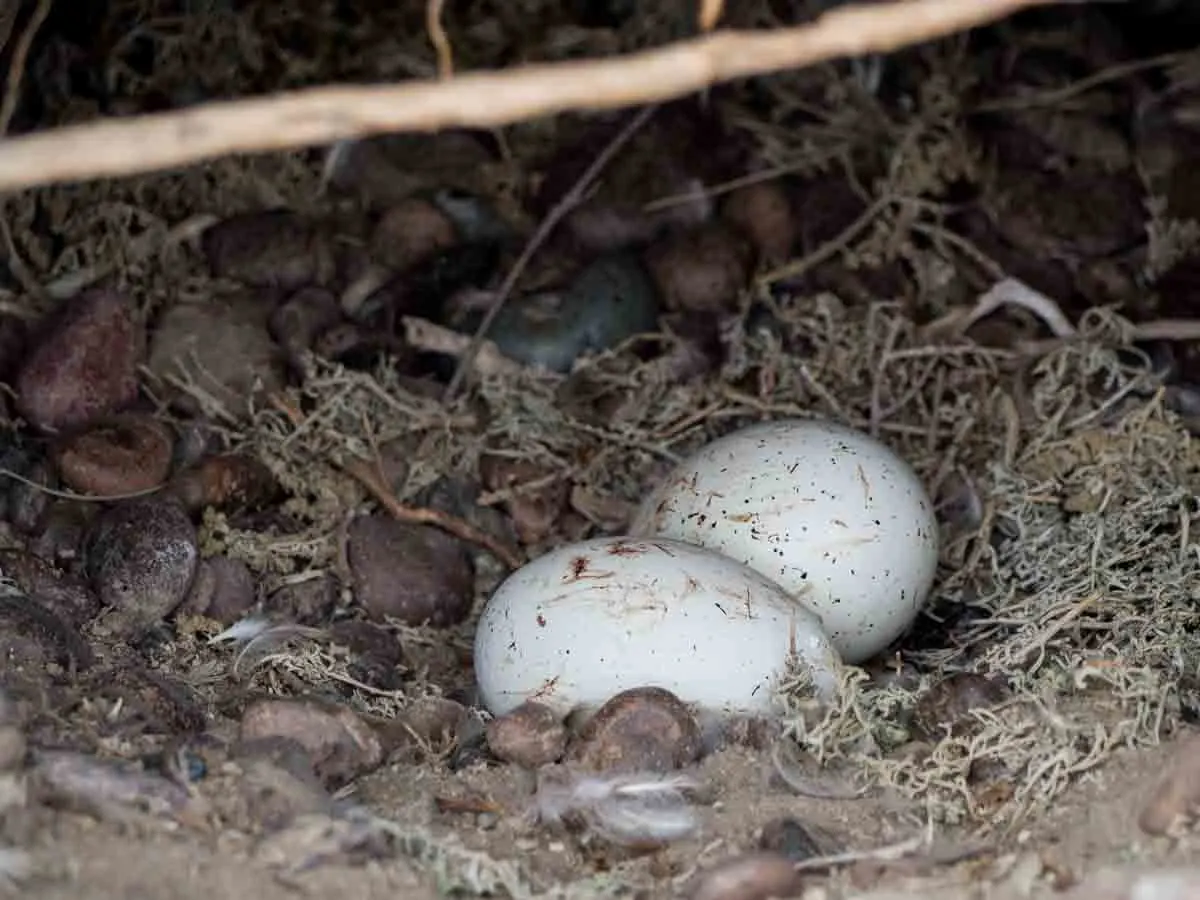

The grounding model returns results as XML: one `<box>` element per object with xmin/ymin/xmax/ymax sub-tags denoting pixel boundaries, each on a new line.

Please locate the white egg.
<box><xmin>629</xmin><ymin>418</ymin><xmax>938</xmax><ymax>664</ymax></box>
<box><xmin>473</xmin><ymin>536</ymin><xmax>841</xmax><ymax>718</ymax></box>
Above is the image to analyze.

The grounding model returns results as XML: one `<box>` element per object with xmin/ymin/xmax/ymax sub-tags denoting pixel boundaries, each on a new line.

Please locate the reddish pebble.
<box><xmin>347</xmin><ymin>515</ymin><xmax>474</xmax><ymax>627</ymax></box>
<box><xmin>166</xmin><ymin>454</ymin><xmax>278</xmax><ymax>513</ymax></box>
<box><xmin>688</xmin><ymin>852</ymin><xmax>802</xmax><ymax>900</ymax></box>
<box><xmin>55</xmin><ymin>413</ymin><xmax>174</xmax><ymax>496</ymax></box>
<box><xmin>568</xmin><ymin>686</ymin><xmax>702</xmax><ymax>774</ymax></box>
<box><xmin>202</xmin><ymin>210</ymin><xmax>334</xmax><ymax>292</ymax></box>
<box><xmin>15</xmin><ymin>289</ymin><xmax>141</xmax><ymax>433</ymax></box>
<box><xmin>239</xmin><ymin>697</ymin><xmax>383</xmax><ymax>788</ymax></box>
<box><xmin>487</xmin><ymin>701</ymin><xmax>566</xmax><ymax>768</ymax></box>
<box><xmin>720</xmin><ymin>180</ymin><xmax>797</xmax><ymax>267</ymax></box>
<box><xmin>1141</xmin><ymin>732</ymin><xmax>1200</xmax><ymax>835</ymax></box>
<box><xmin>370</xmin><ymin>197</ymin><xmax>458</xmax><ymax>271</ymax></box>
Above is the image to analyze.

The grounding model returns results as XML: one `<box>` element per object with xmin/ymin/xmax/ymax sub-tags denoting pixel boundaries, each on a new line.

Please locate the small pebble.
<box><xmin>721</xmin><ymin>180</ymin><xmax>797</xmax><ymax>266</ymax></box>
<box><xmin>32</xmin><ymin>749</ymin><xmax>194</xmax><ymax>819</ymax></box>
<box><xmin>84</xmin><ymin>497</ymin><xmax>199</xmax><ymax>633</ymax></box>
<box><xmin>0</xmin><ymin>547</ymin><xmax>99</xmax><ymax>626</ymax></box>
<box><xmin>347</xmin><ymin>515</ymin><xmax>474</xmax><ymax>627</ymax></box>
<box><xmin>644</xmin><ymin>222</ymin><xmax>753</xmax><ymax>315</ymax></box>
<box><xmin>147</xmin><ymin>295</ymin><xmax>285</xmax><ymax>421</ymax></box>
<box><xmin>376</xmin><ymin>697</ymin><xmax>467</xmax><ymax>762</ymax></box>
<box><xmin>568</xmin><ymin>686</ymin><xmax>702</xmax><ymax>774</ymax></box>
<box><xmin>239</xmin><ymin>697</ymin><xmax>384</xmax><ymax>788</ymax></box>
<box><xmin>483</xmin><ymin>252</ymin><xmax>660</xmax><ymax>374</ymax></box>
<box><xmin>266</xmin><ymin>574</ymin><xmax>339</xmax><ymax>624</ymax></box>
<box><xmin>30</xmin><ymin>499</ymin><xmax>96</xmax><ymax>566</ymax></box>
<box><xmin>687</xmin><ymin>852</ymin><xmax>802</xmax><ymax>900</ymax></box>
<box><xmin>55</xmin><ymin>413</ymin><xmax>174</xmax><ymax>496</ymax></box>
<box><xmin>15</xmin><ymin>289</ymin><xmax>141</xmax><ymax>433</ymax></box>
<box><xmin>179</xmin><ymin>555</ymin><xmax>257</xmax><ymax>624</ymax></box>
<box><xmin>478</xmin><ymin>455</ymin><xmax>568</xmax><ymax>545</ymax></box>
<box><xmin>912</xmin><ymin>672</ymin><xmax>1011</xmax><ymax>739</ymax></box>
<box><xmin>1140</xmin><ymin>732</ymin><xmax>1200</xmax><ymax>835</ymax></box>
<box><xmin>269</xmin><ymin>286</ymin><xmax>343</xmax><ymax>368</ymax></box>
<box><xmin>758</xmin><ymin>816</ymin><xmax>824</xmax><ymax>863</ymax></box>
<box><xmin>1062</xmin><ymin>865</ymin><xmax>1200</xmax><ymax>900</ymax></box>
<box><xmin>235</xmin><ymin>754</ymin><xmax>334</xmax><ymax>832</ymax></box>
<box><xmin>166</xmin><ymin>454</ymin><xmax>278</xmax><ymax>513</ymax></box>
<box><xmin>6</xmin><ymin>456</ymin><xmax>54</xmax><ymax>534</ymax></box>
<box><xmin>202</xmin><ymin>209</ymin><xmax>334</xmax><ymax>292</ymax></box>
<box><xmin>487</xmin><ymin>701</ymin><xmax>567</xmax><ymax>768</ymax></box>
<box><xmin>370</xmin><ymin>197</ymin><xmax>459</xmax><ymax>271</ymax></box>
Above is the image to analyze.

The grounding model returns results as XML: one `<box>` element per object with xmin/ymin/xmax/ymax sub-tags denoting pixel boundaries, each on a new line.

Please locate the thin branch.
<box><xmin>0</xmin><ymin>0</ymin><xmax>1049</xmax><ymax>192</ymax></box>
<box><xmin>0</xmin><ymin>0</ymin><xmax>52</xmax><ymax>137</ymax></box>
<box><xmin>444</xmin><ymin>103</ymin><xmax>657</xmax><ymax>399</ymax></box>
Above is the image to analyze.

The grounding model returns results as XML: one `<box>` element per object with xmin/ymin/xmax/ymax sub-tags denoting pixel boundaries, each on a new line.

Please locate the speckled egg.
<box><xmin>473</xmin><ymin>536</ymin><xmax>841</xmax><ymax>718</ymax></box>
<box><xmin>629</xmin><ymin>418</ymin><xmax>938</xmax><ymax>663</ymax></box>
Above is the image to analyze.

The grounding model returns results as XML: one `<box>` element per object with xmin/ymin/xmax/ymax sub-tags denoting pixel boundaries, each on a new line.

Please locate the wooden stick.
<box><xmin>0</xmin><ymin>0</ymin><xmax>1049</xmax><ymax>192</ymax></box>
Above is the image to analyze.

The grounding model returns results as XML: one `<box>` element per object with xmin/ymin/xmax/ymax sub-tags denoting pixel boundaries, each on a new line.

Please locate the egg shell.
<box><xmin>473</xmin><ymin>536</ymin><xmax>841</xmax><ymax>718</ymax></box>
<box><xmin>630</xmin><ymin>419</ymin><xmax>938</xmax><ymax>664</ymax></box>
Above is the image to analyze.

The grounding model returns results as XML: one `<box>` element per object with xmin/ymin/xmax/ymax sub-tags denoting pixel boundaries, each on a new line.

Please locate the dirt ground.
<box><xmin>4</xmin><ymin>0</ymin><xmax>1200</xmax><ymax>898</ymax></box>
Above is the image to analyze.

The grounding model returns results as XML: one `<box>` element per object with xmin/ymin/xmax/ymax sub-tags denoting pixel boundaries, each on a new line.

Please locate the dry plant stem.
<box><xmin>0</xmin><ymin>467</ymin><xmax>166</xmax><ymax>502</ymax></box>
<box><xmin>975</xmin><ymin>50</ymin><xmax>1187</xmax><ymax>114</ymax></box>
<box><xmin>400</xmin><ymin>316</ymin><xmax>524</xmax><ymax>379</ymax></box>
<box><xmin>0</xmin><ymin>0</ymin><xmax>51</xmax><ymax>136</ymax></box>
<box><xmin>340</xmin><ymin>456</ymin><xmax>523</xmax><ymax>570</ymax></box>
<box><xmin>699</xmin><ymin>0</ymin><xmax>725</xmax><ymax>31</ymax></box>
<box><xmin>425</xmin><ymin>0</ymin><xmax>453</xmax><ymax>80</ymax></box>
<box><xmin>444</xmin><ymin>102</ymin><xmax>658</xmax><ymax>399</ymax></box>
<box><xmin>0</xmin><ymin>0</ymin><xmax>1049</xmax><ymax>191</ymax></box>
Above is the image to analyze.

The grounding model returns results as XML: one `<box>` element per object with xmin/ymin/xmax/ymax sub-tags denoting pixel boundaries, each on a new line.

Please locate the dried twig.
<box><xmin>340</xmin><ymin>456</ymin><xmax>523</xmax><ymax>570</ymax></box>
<box><xmin>444</xmin><ymin>102</ymin><xmax>658</xmax><ymax>399</ymax></box>
<box><xmin>425</xmin><ymin>0</ymin><xmax>453</xmax><ymax>80</ymax></box>
<box><xmin>0</xmin><ymin>0</ymin><xmax>1048</xmax><ymax>191</ymax></box>
<box><xmin>0</xmin><ymin>0</ymin><xmax>52</xmax><ymax>136</ymax></box>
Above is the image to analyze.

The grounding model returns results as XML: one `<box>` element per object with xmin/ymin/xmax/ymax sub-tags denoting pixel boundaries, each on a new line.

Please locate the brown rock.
<box><xmin>235</xmin><ymin>754</ymin><xmax>334</xmax><ymax>831</ymax></box>
<box><xmin>758</xmin><ymin>817</ymin><xmax>824</xmax><ymax>863</ymax></box>
<box><xmin>721</xmin><ymin>180</ymin><xmax>797</xmax><ymax>267</ymax></box>
<box><xmin>269</xmin><ymin>286</ymin><xmax>343</xmax><ymax>366</ymax></box>
<box><xmin>0</xmin><ymin>547</ymin><xmax>99</xmax><ymax>626</ymax></box>
<box><xmin>347</xmin><ymin>515</ymin><xmax>474</xmax><ymax>626</ymax></box>
<box><xmin>15</xmin><ymin>289</ymin><xmax>141</xmax><ymax>433</ymax></box>
<box><xmin>7</xmin><ymin>456</ymin><xmax>54</xmax><ymax>534</ymax></box>
<box><xmin>147</xmin><ymin>295</ymin><xmax>285</xmax><ymax>421</ymax></box>
<box><xmin>376</xmin><ymin>697</ymin><xmax>467</xmax><ymax>761</ymax></box>
<box><xmin>370</xmin><ymin>198</ymin><xmax>458</xmax><ymax>271</ymax></box>
<box><xmin>166</xmin><ymin>454</ymin><xmax>278</xmax><ymax>513</ymax></box>
<box><xmin>568</xmin><ymin>686</ymin><xmax>702</xmax><ymax>774</ymax></box>
<box><xmin>55</xmin><ymin>413</ymin><xmax>174</xmax><ymax>496</ymax></box>
<box><xmin>1140</xmin><ymin>731</ymin><xmax>1200</xmax><ymax>835</ymax></box>
<box><xmin>486</xmin><ymin>701</ymin><xmax>566</xmax><ymax>768</ymax></box>
<box><xmin>202</xmin><ymin>210</ymin><xmax>334</xmax><ymax>292</ymax></box>
<box><xmin>84</xmin><ymin>497</ymin><xmax>199</xmax><ymax>632</ymax></box>
<box><xmin>644</xmin><ymin>223</ymin><xmax>753</xmax><ymax>315</ymax></box>
<box><xmin>180</xmin><ymin>555</ymin><xmax>256</xmax><ymax>624</ymax></box>
<box><xmin>478</xmin><ymin>454</ymin><xmax>568</xmax><ymax>545</ymax></box>
<box><xmin>29</xmin><ymin>500</ymin><xmax>97</xmax><ymax>568</ymax></box>
<box><xmin>688</xmin><ymin>852</ymin><xmax>802</xmax><ymax>900</ymax></box>
<box><xmin>913</xmin><ymin>673</ymin><xmax>1011</xmax><ymax>740</ymax></box>
<box><xmin>239</xmin><ymin>698</ymin><xmax>384</xmax><ymax>787</ymax></box>
<box><xmin>266</xmin><ymin>573</ymin><xmax>338</xmax><ymax>624</ymax></box>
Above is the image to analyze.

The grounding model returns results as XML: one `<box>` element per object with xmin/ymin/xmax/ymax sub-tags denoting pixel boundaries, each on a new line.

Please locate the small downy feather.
<box><xmin>534</xmin><ymin>769</ymin><xmax>701</xmax><ymax>846</ymax></box>
<box><xmin>209</xmin><ymin>616</ymin><xmax>325</xmax><ymax>675</ymax></box>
